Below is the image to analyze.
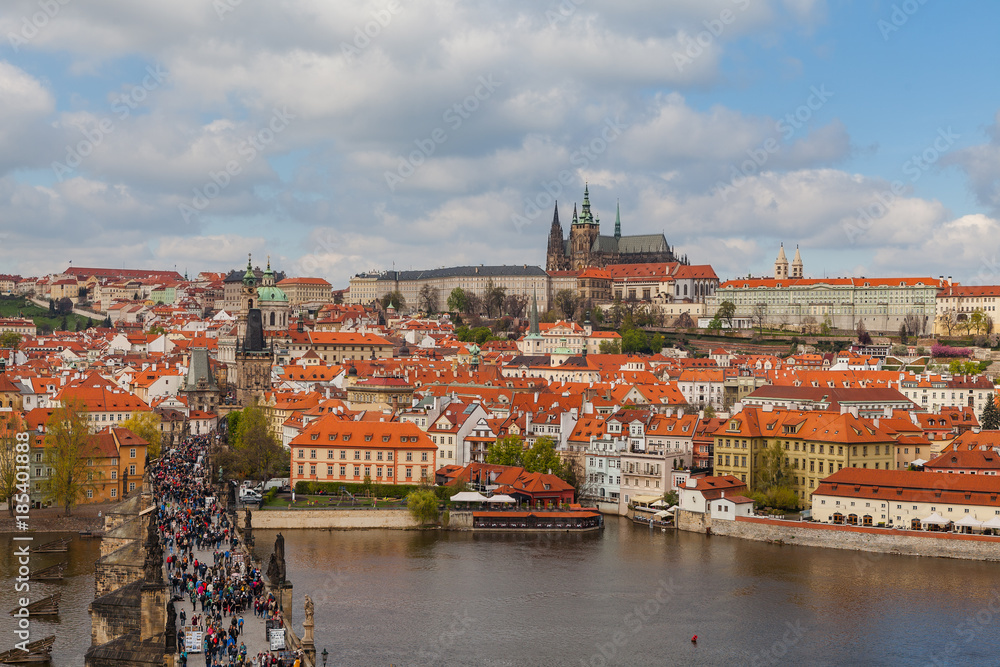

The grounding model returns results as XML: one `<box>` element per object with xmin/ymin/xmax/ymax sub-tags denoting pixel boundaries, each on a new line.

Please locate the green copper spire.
<box><xmin>242</xmin><ymin>253</ymin><xmax>256</xmax><ymax>286</ymax></box>
<box><xmin>579</xmin><ymin>183</ymin><xmax>595</xmax><ymax>225</ymax></box>
<box><xmin>614</xmin><ymin>199</ymin><xmax>621</xmax><ymax>240</ymax></box>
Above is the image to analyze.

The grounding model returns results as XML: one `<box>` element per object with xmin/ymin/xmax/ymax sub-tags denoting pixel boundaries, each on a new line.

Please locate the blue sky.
<box><xmin>1</xmin><ymin>0</ymin><xmax>999</xmax><ymax>287</ymax></box>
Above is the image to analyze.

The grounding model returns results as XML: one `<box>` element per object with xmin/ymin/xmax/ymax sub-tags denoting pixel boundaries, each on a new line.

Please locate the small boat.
<box><xmin>0</xmin><ymin>635</ymin><xmax>55</xmax><ymax>664</ymax></box>
<box><xmin>29</xmin><ymin>563</ymin><xmax>66</xmax><ymax>581</ymax></box>
<box><xmin>9</xmin><ymin>594</ymin><xmax>60</xmax><ymax>617</ymax></box>
<box><xmin>31</xmin><ymin>539</ymin><xmax>70</xmax><ymax>553</ymax></box>
<box><xmin>78</xmin><ymin>530</ymin><xmax>100</xmax><ymax>539</ymax></box>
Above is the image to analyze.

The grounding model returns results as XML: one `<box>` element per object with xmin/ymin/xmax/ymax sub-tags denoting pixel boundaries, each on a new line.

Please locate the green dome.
<box><xmin>257</xmin><ymin>285</ymin><xmax>288</xmax><ymax>302</ymax></box>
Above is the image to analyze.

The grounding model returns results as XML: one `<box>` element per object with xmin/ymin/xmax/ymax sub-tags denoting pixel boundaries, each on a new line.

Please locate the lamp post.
<box><xmin>321</xmin><ymin>648</ymin><xmax>328</xmax><ymax>666</ymax></box>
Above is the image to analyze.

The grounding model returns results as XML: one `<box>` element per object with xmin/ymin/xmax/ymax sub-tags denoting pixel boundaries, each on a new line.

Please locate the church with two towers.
<box><xmin>545</xmin><ymin>185</ymin><xmax>686</xmax><ymax>271</ymax></box>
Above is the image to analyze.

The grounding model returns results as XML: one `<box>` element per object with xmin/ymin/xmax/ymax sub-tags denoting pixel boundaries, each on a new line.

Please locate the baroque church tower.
<box><xmin>234</xmin><ymin>254</ymin><xmax>273</xmax><ymax>406</ymax></box>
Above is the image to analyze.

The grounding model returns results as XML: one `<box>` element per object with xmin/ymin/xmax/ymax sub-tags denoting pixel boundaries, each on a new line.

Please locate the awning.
<box><xmin>631</xmin><ymin>495</ymin><xmax>662</xmax><ymax>505</ymax></box>
<box><xmin>921</xmin><ymin>512</ymin><xmax>949</xmax><ymax>525</ymax></box>
<box><xmin>650</xmin><ymin>499</ymin><xmax>669</xmax><ymax>508</ymax></box>
<box><xmin>487</xmin><ymin>494</ymin><xmax>516</xmax><ymax>503</ymax></box>
<box><xmin>654</xmin><ymin>510</ymin><xmax>672</xmax><ymax>518</ymax></box>
<box><xmin>451</xmin><ymin>492</ymin><xmax>489</xmax><ymax>503</ymax></box>
<box><xmin>953</xmin><ymin>515</ymin><xmax>984</xmax><ymax>528</ymax></box>
<box><xmin>983</xmin><ymin>516</ymin><xmax>1000</xmax><ymax>530</ymax></box>
<box><xmin>911</xmin><ymin>458</ymin><xmax>928</xmax><ymax>467</ymax></box>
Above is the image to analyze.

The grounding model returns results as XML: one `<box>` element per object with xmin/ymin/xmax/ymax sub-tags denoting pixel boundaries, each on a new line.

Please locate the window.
<box><xmin>387</xmin><ymin>452</ymin><xmax>393</xmax><ymax>461</ymax></box>
<box><xmin>421</xmin><ymin>452</ymin><xmax>428</xmax><ymax>462</ymax></box>
<box><xmin>340</xmin><ymin>450</ymin><xmax>346</xmax><ymax>459</ymax></box>
<box><xmin>111</xmin><ymin>469</ymin><xmax>118</xmax><ymax>480</ymax></box>
<box><xmin>298</xmin><ymin>450</ymin><xmax>304</xmax><ymax>458</ymax></box>
<box><xmin>327</xmin><ymin>466</ymin><xmax>334</xmax><ymax>476</ymax></box>
<box><xmin>387</xmin><ymin>468</ymin><xmax>393</xmax><ymax>478</ymax></box>
<box><xmin>298</xmin><ymin>465</ymin><xmax>304</xmax><ymax>474</ymax></box>
<box><xmin>406</xmin><ymin>467</ymin><xmax>412</xmax><ymax>479</ymax></box>
<box><xmin>354</xmin><ymin>466</ymin><xmax>360</xmax><ymax>477</ymax></box>
<box><xmin>327</xmin><ymin>450</ymin><xmax>334</xmax><ymax>459</ymax></box>
<box><xmin>354</xmin><ymin>451</ymin><xmax>361</xmax><ymax>460</ymax></box>
<box><xmin>129</xmin><ymin>448</ymin><xmax>136</xmax><ymax>458</ymax></box>
<box><xmin>86</xmin><ymin>489</ymin><xmax>93</xmax><ymax>498</ymax></box>
<box><xmin>406</xmin><ymin>452</ymin><xmax>413</xmax><ymax>461</ymax></box>
<box><xmin>340</xmin><ymin>466</ymin><xmax>346</xmax><ymax>476</ymax></box>
<box><xmin>310</xmin><ymin>450</ymin><xmax>317</xmax><ymax>459</ymax></box>
<box><xmin>111</xmin><ymin>488</ymin><xmax>117</xmax><ymax>498</ymax></box>
<box><xmin>129</xmin><ymin>465</ymin><xmax>136</xmax><ymax>475</ymax></box>
<box><xmin>129</xmin><ymin>482</ymin><xmax>135</xmax><ymax>492</ymax></box>
<box><xmin>310</xmin><ymin>465</ymin><xmax>316</xmax><ymax>475</ymax></box>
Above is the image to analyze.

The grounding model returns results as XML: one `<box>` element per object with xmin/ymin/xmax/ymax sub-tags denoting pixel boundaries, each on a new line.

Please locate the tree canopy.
<box><xmin>121</xmin><ymin>411</ymin><xmax>163</xmax><ymax>459</ymax></box>
<box><xmin>44</xmin><ymin>399</ymin><xmax>96</xmax><ymax>516</ymax></box>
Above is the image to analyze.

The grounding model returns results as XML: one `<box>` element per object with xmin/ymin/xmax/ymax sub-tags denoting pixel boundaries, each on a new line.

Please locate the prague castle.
<box><xmin>545</xmin><ymin>185</ymin><xmax>686</xmax><ymax>271</ymax></box>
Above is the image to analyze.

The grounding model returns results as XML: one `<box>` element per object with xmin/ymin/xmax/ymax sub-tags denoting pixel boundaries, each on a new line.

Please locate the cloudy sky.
<box><xmin>1</xmin><ymin>0</ymin><xmax>999</xmax><ymax>287</ymax></box>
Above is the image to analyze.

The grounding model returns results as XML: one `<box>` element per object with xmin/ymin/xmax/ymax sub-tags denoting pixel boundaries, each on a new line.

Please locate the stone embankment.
<box><xmin>253</xmin><ymin>508</ymin><xmax>421</xmax><ymax>530</ymax></box>
<box><xmin>678</xmin><ymin>510</ymin><xmax>1000</xmax><ymax>561</ymax></box>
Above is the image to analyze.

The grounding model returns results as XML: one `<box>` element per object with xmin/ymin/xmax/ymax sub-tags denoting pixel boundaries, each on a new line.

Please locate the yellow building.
<box><xmin>713</xmin><ymin>406</ymin><xmax>896</xmax><ymax>508</ymax></box>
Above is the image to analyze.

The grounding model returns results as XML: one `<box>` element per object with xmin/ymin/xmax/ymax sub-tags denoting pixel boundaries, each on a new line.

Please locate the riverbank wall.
<box><xmin>254</xmin><ymin>508</ymin><xmax>421</xmax><ymax>530</ymax></box>
<box><xmin>678</xmin><ymin>510</ymin><xmax>1000</xmax><ymax>561</ymax></box>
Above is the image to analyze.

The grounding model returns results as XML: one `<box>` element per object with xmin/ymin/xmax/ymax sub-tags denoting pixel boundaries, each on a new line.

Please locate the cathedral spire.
<box><xmin>546</xmin><ymin>202</ymin><xmax>570</xmax><ymax>271</ymax></box>
<box><xmin>572</xmin><ymin>202</ymin><xmax>578</xmax><ymax>224</ymax></box>
<box><xmin>614</xmin><ymin>200</ymin><xmax>621</xmax><ymax>240</ymax></box>
<box><xmin>529</xmin><ymin>288</ymin><xmax>540</xmax><ymax>336</ymax></box>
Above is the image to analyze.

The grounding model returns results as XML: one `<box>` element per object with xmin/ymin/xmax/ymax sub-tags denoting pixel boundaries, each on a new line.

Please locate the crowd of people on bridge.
<box><xmin>150</xmin><ymin>435</ymin><xmax>304</xmax><ymax>667</ymax></box>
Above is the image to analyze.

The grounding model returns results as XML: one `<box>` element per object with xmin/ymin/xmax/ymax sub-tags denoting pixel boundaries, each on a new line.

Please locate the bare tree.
<box><xmin>483</xmin><ymin>279</ymin><xmax>506</xmax><ymax>318</ymax></box>
<box><xmin>418</xmin><ymin>284</ymin><xmax>438</xmax><ymax>314</ymax></box>
<box><xmin>554</xmin><ymin>289</ymin><xmax>579</xmax><ymax>321</ymax></box>
<box><xmin>751</xmin><ymin>303</ymin><xmax>768</xmax><ymax>335</ymax></box>
<box><xmin>503</xmin><ymin>293</ymin><xmax>528</xmax><ymax>319</ymax></box>
<box><xmin>904</xmin><ymin>311</ymin><xmax>925</xmax><ymax>337</ymax></box>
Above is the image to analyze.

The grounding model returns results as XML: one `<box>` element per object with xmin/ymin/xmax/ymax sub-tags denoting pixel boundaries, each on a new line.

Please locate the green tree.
<box><xmin>121</xmin><ymin>411</ymin><xmax>163</xmax><ymax>459</ymax></box>
<box><xmin>716</xmin><ymin>300</ymin><xmax>736</xmax><ymax>329</ymax></box>
<box><xmin>379</xmin><ymin>291</ymin><xmax>406</xmax><ymax>311</ymax></box>
<box><xmin>599</xmin><ymin>339</ymin><xmax>621</xmax><ymax>354</ymax></box>
<box><xmin>621</xmin><ymin>328</ymin><xmax>648</xmax><ymax>354</ymax></box>
<box><xmin>0</xmin><ymin>413</ymin><xmax>25</xmax><ymax>516</ymax></box>
<box><xmin>0</xmin><ymin>332</ymin><xmax>22</xmax><ymax>351</ymax></box>
<box><xmin>407</xmin><ymin>489</ymin><xmax>440</xmax><ymax>524</ymax></box>
<box><xmin>649</xmin><ymin>333</ymin><xmax>665</xmax><ymax>354</ymax></box>
<box><xmin>706</xmin><ymin>315</ymin><xmax>723</xmax><ymax>332</ymax></box>
<box><xmin>521</xmin><ymin>436</ymin><xmax>563</xmax><ymax>474</ymax></box>
<box><xmin>44</xmin><ymin>399</ymin><xmax>96</xmax><ymax>516</ymax></box>
<box><xmin>447</xmin><ymin>287</ymin><xmax>469</xmax><ymax>313</ymax></box>
<box><xmin>485</xmin><ymin>435</ymin><xmax>526</xmax><ymax>467</ymax></box>
<box><xmin>101</xmin><ymin>316</ymin><xmax>113</xmax><ymax>328</ymax></box>
<box><xmin>48</xmin><ymin>299</ymin><xmax>55</xmax><ymax>315</ymax></box>
<box><xmin>981</xmin><ymin>394</ymin><xmax>1000</xmax><ymax>430</ymax></box>
<box><xmin>755</xmin><ymin>441</ymin><xmax>793</xmax><ymax>491</ymax></box>
<box><xmin>702</xmin><ymin>405</ymin><xmax>716</xmax><ymax>419</ymax></box>
<box><xmin>231</xmin><ymin>400</ymin><xmax>285</xmax><ymax>480</ymax></box>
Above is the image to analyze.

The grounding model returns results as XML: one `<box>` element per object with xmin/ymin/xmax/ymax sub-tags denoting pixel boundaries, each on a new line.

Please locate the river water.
<box><xmin>2</xmin><ymin>520</ymin><xmax>998</xmax><ymax>666</ymax></box>
<box><xmin>254</xmin><ymin>518</ymin><xmax>1000</xmax><ymax>667</ymax></box>
<box><xmin>0</xmin><ymin>532</ymin><xmax>101</xmax><ymax>666</ymax></box>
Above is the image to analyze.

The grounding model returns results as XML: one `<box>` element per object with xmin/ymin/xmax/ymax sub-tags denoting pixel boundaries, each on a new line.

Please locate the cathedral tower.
<box><xmin>774</xmin><ymin>243</ymin><xmax>789</xmax><ymax>280</ymax></box>
<box><xmin>791</xmin><ymin>245</ymin><xmax>803</xmax><ymax>279</ymax></box>
<box><xmin>546</xmin><ymin>203</ymin><xmax>570</xmax><ymax>271</ymax></box>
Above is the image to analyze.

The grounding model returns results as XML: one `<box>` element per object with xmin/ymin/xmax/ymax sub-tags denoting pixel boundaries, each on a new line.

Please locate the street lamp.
<box><xmin>321</xmin><ymin>648</ymin><xmax>328</xmax><ymax>666</ymax></box>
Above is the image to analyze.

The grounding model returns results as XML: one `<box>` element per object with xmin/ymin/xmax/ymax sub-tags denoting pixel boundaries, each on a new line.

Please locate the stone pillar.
<box><xmin>272</xmin><ymin>583</ymin><xmax>294</xmax><ymax>625</ymax></box>
<box><xmin>140</xmin><ymin>583</ymin><xmax>167</xmax><ymax>643</ymax></box>
<box><xmin>302</xmin><ymin>621</ymin><xmax>315</xmax><ymax>663</ymax></box>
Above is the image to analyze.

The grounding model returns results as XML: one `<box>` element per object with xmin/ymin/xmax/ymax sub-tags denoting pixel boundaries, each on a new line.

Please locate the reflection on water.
<box><xmin>257</xmin><ymin>518</ymin><xmax>1000</xmax><ymax>667</ymax></box>
<box><xmin>0</xmin><ymin>533</ymin><xmax>101</xmax><ymax>666</ymax></box>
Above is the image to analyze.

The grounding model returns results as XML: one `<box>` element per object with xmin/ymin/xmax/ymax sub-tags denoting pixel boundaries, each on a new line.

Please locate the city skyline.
<box><xmin>1</xmin><ymin>2</ymin><xmax>999</xmax><ymax>286</ymax></box>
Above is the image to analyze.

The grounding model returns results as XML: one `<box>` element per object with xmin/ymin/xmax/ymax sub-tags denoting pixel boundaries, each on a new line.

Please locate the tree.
<box><xmin>48</xmin><ymin>299</ymin><xmax>55</xmax><ymax>315</ymax></box>
<box><xmin>0</xmin><ymin>413</ymin><xmax>25</xmax><ymax>516</ymax></box>
<box><xmin>755</xmin><ymin>441</ymin><xmax>793</xmax><ymax>492</ymax></box>
<box><xmin>702</xmin><ymin>405</ymin><xmax>716</xmax><ymax>419</ymax></box>
<box><xmin>379</xmin><ymin>291</ymin><xmax>406</xmax><ymax>311</ymax></box>
<box><xmin>903</xmin><ymin>311</ymin><xmax>925</xmax><ymax>337</ymax></box>
<box><xmin>230</xmin><ymin>400</ymin><xmax>286</xmax><ymax>480</ymax></box>
<box><xmin>101</xmin><ymin>316</ymin><xmax>113</xmax><ymax>328</ymax></box>
<box><xmin>44</xmin><ymin>399</ymin><xmax>96</xmax><ymax>516</ymax></box>
<box><xmin>751</xmin><ymin>303</ymin><xmax>768</xmax><ymax>335</ymax></box>
<box><xmin>981</xmin><ymin>394</ymin><xmax>1000</xmax><ymax>430</ymax></box>
<box><xmin>856</xmin><ymin>321</ymin><xmax>872</xmax><ymax>346</ymax></box>
<box><xmin>464</xmin><ymin>292</ymin><xmax>483</xmax><ymax>316</ymax></box>
<box><xmin>407</xmin><ymin>489</ymin><xmax>440</xmax><ymax>524</ymax></box>
<box><xmin>599</xmin><ymin>340</ymin><xmax>621</xmax><ymax>354</ymax></box>
<box><xmin>485</xmin><ymin>435</ymin><xmax>525</xmax><ymax>467</ymax></box>
<box><xmin>0</xmin><ymin>332</ymin><xmax>22</xmax><ymax>350</ymax></box>
<box><xmin>970</xmin><ymin>310</ymin><xmax>987</xmax><ymax>336</ymax></box>
<box><xmin>483</xmin><ymin>280</ymin><xmax>506</xmax><ymax>319</ymax></box>
<box><xmin>59</xmin><ymin>316</ymin><xmax>69</xmax><ymax>331</ymax></box>
<box><xmin>521</xmin><ymin>436</ymin><xmax>562</xmax><ymax>474</ymax></box>
<box><xmin>121</xmin><ymin>411</ymin><xmax>163</xmax><ymax>459</ymax></box>
<box><xmin>418</xmin><ymin>284</ymin><xmax>438</xmax><ymax>314</ymax></box>
<box><xmin>503</xmin><ymin>293</ymin><xmax>528</xmax><ymax>319</ymax></box>
<box><xmin>649</xmin><ymin>333</ymin><xmax>665</xmax><ymax>354</ymax></box>
<box><xmin>621</xmin><ymin>328</ymin><xmax>648</xmax><ymax>354</ymax></box>
<box><xmin>554</xmin><ymin>289</ymin><xmax>579</xmax><ymax>321</ymax></box>
<box><xmin>716</xmin><ymin>300</ymin><xmax>736</xmax><ymax>329</ymax></box>
<box><xmin>898</xmin><ymin>323</ymin><xmax>909</xmax><ymax>346</ymax></box>
<box><xmin>706</xmin><ymin>315</ymin><xmax>723</xmax><ymax>332</ymax></box>
<box><xmin>56</xmin><ymin>297</ymin><xmax>73</xmax><ymax>314</ymax></box>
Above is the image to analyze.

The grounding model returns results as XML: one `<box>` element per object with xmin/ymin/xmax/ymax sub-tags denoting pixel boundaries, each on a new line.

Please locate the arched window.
<box><xmin>248</xmin><ymin>299</ymin><xmax>254</xmax><ymax>309</ymax></box>
<box><xmin>270</xmin><ymin>312</ymin><xmax>276</xmax><ymax>326</ymax></box>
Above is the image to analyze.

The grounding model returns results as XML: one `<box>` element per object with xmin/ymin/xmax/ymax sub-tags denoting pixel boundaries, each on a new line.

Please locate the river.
<box><xmin>254</xmin><ymin>518</ymin><xmax>1000</xmax><ymax>667</ymax></box>
<box><xmin>2</xmin><ymin>519</ymin><xmax>998</xmax><ymax>666</ymax></box>
<box><xmin>0</xmin><ymin>532</ymin><xmax>101</xmax><ymax>666</ymax></box>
